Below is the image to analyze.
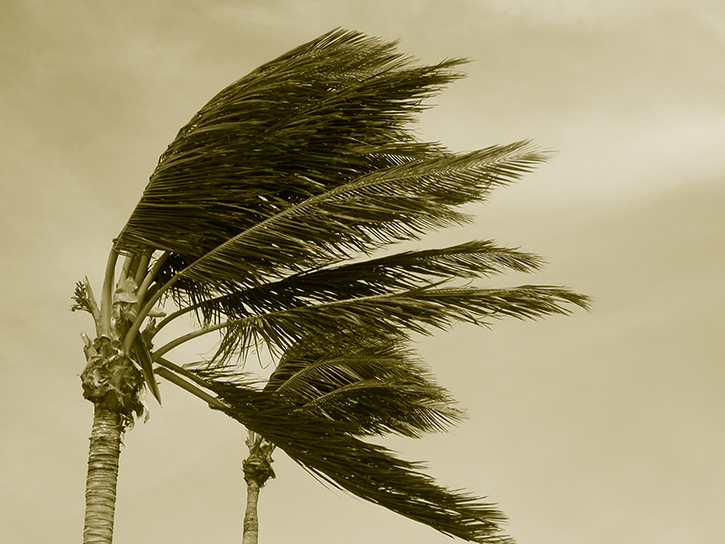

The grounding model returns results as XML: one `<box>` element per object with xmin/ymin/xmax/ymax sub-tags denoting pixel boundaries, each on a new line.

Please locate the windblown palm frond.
<box><xmin>152</xmin><ymin>142</ymin><xmax>547</xmax><ymax>289</ymax></box>
<box><xmin>153</xmin><ymin>284</ymin><xmax>588</xmax><ymax>365</ymax></box>
<box><xmin>152</xmin><ymin>240</ymin><xmax>544</xmax><ymax>327</ymax></box>
<box><xmin>264</xmin><ymin>335</ymin><xmax>463</xmax><ymax>437</ymax></box>
<box><xmin>199</xmin><ymin>378</ymin><xmax>512</xmax><ymax>544</ymax></box>
<box><xmin>186</xmin><ymin>329</ymin><xmax>510</xmax><ymax>543</ymax></box>
<box><xmin>116</xmin><ymin>28</ymin><xmax>465</xmax><ymax>260</ymax></box>
<box><xmin>113</xmin><ymin>28</ymin><xmax>549</xmax><ymax>299</ymax></box>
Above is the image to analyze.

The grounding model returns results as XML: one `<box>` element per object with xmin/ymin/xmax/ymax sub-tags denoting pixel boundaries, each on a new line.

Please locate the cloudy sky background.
<box><xmin>1</xmin><ymin>1</ymin><xmax>724</xmax><ymax>543</ymax></box>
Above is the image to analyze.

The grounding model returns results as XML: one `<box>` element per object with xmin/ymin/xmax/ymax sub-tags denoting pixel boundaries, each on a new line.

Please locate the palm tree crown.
<box><xmin>75</xmin><ymin>28</ymin><xmax>589</xmax><ymax>544</ymax></box>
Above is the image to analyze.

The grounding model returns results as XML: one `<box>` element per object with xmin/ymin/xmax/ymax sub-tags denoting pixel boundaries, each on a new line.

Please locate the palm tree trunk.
<box><xmin>241</xmin><ymin>432</ymin><xmax>275</xmax><ymax>544</ymax></box>
<box><xmin>242</xmin><ymin>477</ymin><xmax>261</xmax><ymax>544</ymax></box>
<box><xmin>82</xmin><ymin>405</ymin><xmax>123</xmax><ymax>544</ymax></box>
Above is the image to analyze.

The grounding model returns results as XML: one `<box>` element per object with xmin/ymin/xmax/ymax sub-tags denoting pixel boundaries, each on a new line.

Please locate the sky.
<box><xmin>1</xmin><ymin>1</ymin><xmax>724</xmax><ymax>543</ymax></box>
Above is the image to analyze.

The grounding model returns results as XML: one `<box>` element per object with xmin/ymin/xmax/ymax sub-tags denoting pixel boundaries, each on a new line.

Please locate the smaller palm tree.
<box><xmin>74</xmin><ymin>28</ymin><xmax>590</xmax><ymax>544</ymax></box>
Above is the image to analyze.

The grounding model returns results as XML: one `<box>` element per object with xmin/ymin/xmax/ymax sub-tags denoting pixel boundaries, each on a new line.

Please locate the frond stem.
<box><xmin>82</xmin><ymin>276</ymin><xmax>101</xmax><ymax>336</ymax></box>
<box><xmin>99</xmin><ymin>248</ymin><xmax>119</xmax><ymax>353</ymax></box>
<box><xmin>154</xmin><ymin>366</ymin><xmax>227</xmax><ymax>410</ymax></box>
<box><xmin>133</xmin><ymin>251</ymin><xmax>152</xmax><ymax>287</ymax></box>
<box><xmin>117</xmin><ymin>253</ymin><xmax>136</xmax><ymax>286</ymax></box>
<box><xmin>135</xmin><ymin>251</ymin><xmax>170</xmax><ymax>313</ymax></box>
<box><xmin>154</xmin><ymin>356</ymin><xmax>216</xmax><ymax>390</ymax></box>
<box><xmin>122</xmin><ymin>260</ymin><xmax>177</xmax><ymax>355</ymax></box>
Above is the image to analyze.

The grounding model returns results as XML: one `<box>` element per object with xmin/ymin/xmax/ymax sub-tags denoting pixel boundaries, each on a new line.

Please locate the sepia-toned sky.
<box><xmin>1</xmin><ymin>1</ymin><xmax>724</xmax><ymax>543</ymax></box>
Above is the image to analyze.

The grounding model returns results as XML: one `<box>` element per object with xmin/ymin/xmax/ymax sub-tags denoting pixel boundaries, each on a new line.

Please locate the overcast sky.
<box><xmin>1</xmin><ymin>1</ymin><xmax>724</xmax><ymax>543</ymax></box>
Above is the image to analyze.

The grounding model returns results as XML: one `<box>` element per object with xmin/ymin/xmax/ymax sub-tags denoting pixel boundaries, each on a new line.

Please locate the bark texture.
<box><xmin>242</xmin><ymin>436</ymin><xmax>275</xmax><ymax>544</ymax></box>
<box><xmin>83</xmin><ymin>406</ymin><xmax>123</xmax><ymax>544</ymax></box>
<box><xmin>242</xmin><ymin>479</ymin><xmax>261</xmax><ymax>544</ymax></box>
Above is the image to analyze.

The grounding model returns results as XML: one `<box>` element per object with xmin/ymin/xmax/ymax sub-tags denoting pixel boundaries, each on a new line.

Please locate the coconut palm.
<box><xmin>73</xmin><ymin>28</ymin><xmax>589</xmax><ymax>544</ymax></box>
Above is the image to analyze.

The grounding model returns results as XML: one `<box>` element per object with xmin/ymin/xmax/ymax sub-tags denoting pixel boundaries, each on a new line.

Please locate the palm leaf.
<box><xmin>153</xmin><ymin>284</ymin><xmax>589</xmax><ymax>365</ymax></box>
<box><xmin>113</xmin><ymin>27</ymin><xmax>548</xmax><ymax>308</ymax></box>
<box><xmin>111</xmin><ymin>28</ymin><xmax>587</xmax><ymax>371</ymax></box>
<box><xmin>200</xmin><ymin>381</ymin><xmax>513</xmax><ymax>544</ymax></box>
<box><xmin>264</xmin><ymin>336</ymin><xmax>464</xmax><ymax>438</ymax></box>
<box><xmin>131</xmin><ymin>334</ymin><xmax>162</xmax><ymax>404</ymax></box>
<box><xmin>152</xmin><ymin>240</ymin><xmax>545</xmax><ymax>328</ymax></box>
<box><xmin>116</xmin><ymin>28</ymin><xmax>465</xmax><ymax>261</ymax></box>
<box><xmin>297</xmin><ymin>379</ymin><xmax>462</xmax><ymax>437</ymax></box>
<box><xmin>160</xmin><ymin>142</ymin><xmax>547</xmax><ymax>289</ymax></box>
<box><xmin>179</xmin><ymin>330</ymin><xmax>509</xmax><ymax>541</ymax></box>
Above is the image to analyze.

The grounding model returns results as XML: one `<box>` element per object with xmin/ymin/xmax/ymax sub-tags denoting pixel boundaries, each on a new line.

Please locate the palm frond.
<box><xmin>183</xmin><ymin>329</ymin><xmax>507</xmax><ymax>541</ymax></box>
<box><xmin>259</xmin><ymin>336</ymin><xmax>464</xmax><ymax>438</ymax></box>
<box><xmin>110</xmin><ymin>27</ymin><xmax>575</xmax><ymax>369</ymax></box>
<box><xmin>165</xmin><ymin>142</ymin><xmax>547</xmax><ymax>289</ymax></box>
<box><xmin>114</xmin><ymin>26</ymin><xmax>548</xmax><ymax>304</ymax></box>
<box><xmin>168</xmin><ymin>284</ymin><xmax>590</xmax><ymax>366</ymax></box>
<box><xmin>266</xmin><ymin>338</ymin><xmax>415</xmax><ymax>393</ymax></box>
<box><xmin>203</xmin><ymin>382</ymin><xmax>513</xmax><ymax>543</ymax></box>
<box><xmin>115</xmin><ymin>28</ymin><xmax>465</xmax><ymax>260</ymax></box>
<box><xmin>298</xmin><ymin>379</ymin><xmax>463</xmax><ymax>438</ymax></box>
<box><xmin>152</xmin><ymin>240</ymin><xmax>544</xmax><ymax>328</ymax></box>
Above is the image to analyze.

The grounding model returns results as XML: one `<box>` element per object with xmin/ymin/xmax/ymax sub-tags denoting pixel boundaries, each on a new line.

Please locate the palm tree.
<box><xmin>73</xmin><ymin>28</ymin><xmax>589</xmax><ymax>544</ymax></box>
